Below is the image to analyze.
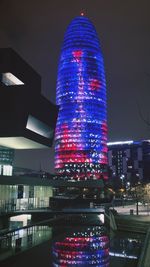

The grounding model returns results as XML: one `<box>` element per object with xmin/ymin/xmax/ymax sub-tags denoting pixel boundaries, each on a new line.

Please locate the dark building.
<box><xmin>0</xmin><ymin>48</ymin><xmax>58</xmax><ymax>149</ymax></box>
<box><xmin>0</xmin><ymin>48</ymin><xmax>59</xmax><ymax>232</ymax></box>
<box><xmin>108</xmin><ymin>140</ymin><xmax>150</xmax><ymax>185</ymax></box>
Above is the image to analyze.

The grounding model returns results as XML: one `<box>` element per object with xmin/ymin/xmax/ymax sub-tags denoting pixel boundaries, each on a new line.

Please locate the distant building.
<box><xmin>108</xmin><ymin>140</ymin><xmax>150</xmax><ymax>184</ymax></box>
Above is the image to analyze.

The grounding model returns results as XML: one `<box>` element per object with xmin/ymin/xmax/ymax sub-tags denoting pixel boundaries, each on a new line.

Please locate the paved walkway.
<box><xmin>114</xmin><ymin>204</ymin><xmax>150</xmax><ymax>216</ymax></box>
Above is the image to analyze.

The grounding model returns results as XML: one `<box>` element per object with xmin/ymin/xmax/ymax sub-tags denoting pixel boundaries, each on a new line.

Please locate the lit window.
<box><xmin>128</xmin><ymin>166</ymin><xmax>132</xmax><ymax>169</ymax></box>
<box><xmin>3</xmin><ymin>165</ymin><xmax>13</xmax><ymax>176</ymax></box>
<box><xmin>1</xmin><ymin>73</ymin><xmax>24</xmax><ymax>86</ymax></box>
<box><xmin>26</xmin><ymin>115</ymin><xmax>53</xmax><ymax>139</ymax></box>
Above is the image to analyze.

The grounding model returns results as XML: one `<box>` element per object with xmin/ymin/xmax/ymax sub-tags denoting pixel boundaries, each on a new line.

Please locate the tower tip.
<box><xmin>80</xmin><ymin>11</ymin><xmax>85</xmax><ymax>16</ymax></box>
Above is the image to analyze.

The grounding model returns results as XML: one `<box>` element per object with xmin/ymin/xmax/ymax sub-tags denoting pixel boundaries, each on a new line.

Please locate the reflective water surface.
<box><xmin>0</xmin><ymin>215</ymin><xmax>145</xmax><ymax>267</ymax></box>
<box><xmin>52</xmin><ymin>226</ymin><xmax>109</xmax><ymax>267</ymax></box>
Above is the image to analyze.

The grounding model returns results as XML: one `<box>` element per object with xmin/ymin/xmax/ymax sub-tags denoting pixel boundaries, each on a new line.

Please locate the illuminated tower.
<box><xmin>55</xmin><ymin>15</ymin><xmax>107</xmax><ymax>180</ymax></box>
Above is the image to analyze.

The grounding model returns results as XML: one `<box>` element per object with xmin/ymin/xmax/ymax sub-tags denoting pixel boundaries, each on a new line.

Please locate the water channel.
<box><xmin>0</xmin><ymin>214</ymin><xmax>145</xmax><ymax>267</ymax></box>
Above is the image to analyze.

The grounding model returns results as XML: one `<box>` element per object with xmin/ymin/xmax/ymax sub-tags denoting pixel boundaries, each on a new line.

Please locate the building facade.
<box><xmin>108</xmin><ymin>140</ymin><xmax>150</xmax><ymax>184</ymax></box>
<box><xmin>55</xmin><ymin>15</ymin><xmax>107</xmax><ymax>180</ymax></box>
<box><xmin>0</xmin><ymin>147</ymin><xmax>14</xmax><ymax>176</ymax></box>
<box><xmin>0</xmin><ymin>48</ymin><xmax>58</xmax><ymax>231</ymax></box>
<box><xmin>0</xmin><ymin>183</ymin><xmax>53</xmax><ymax>212</ymax></box>
<box><xmin>0</xmin><ymin>48</ymin><xmax>58</xmax><ymax>149</ymax></box>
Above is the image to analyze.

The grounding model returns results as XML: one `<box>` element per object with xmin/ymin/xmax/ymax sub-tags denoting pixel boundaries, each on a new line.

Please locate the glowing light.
<box><xmin>52</xmin><ymin>226</ymin><xmax>110</xmax><ymax>266</ymax></box>
<box><xmin>2</xmin><ymin>72</ymin><xmax>24</xmax><ymax>86</ymax></box>
<box><xmin>107</xmin><ymin>141</ymin><xmax>133</xmax><ymax>146</ymax></box>
<box><xmin>3</xmin><ymin>165</ymin><xmax>13</xmax><ymax>176</ymax></box>
<box><xmin>109</xmin><ymin>252</ymin><xmax>137</xmax><ymax>259</ymax></box>
<box><xmin>98</xmin><ymin>214</ymin><xmax>105</xmax><ymax>224</ymax></box>
<box><xmin>55</xmin><ymin>16</ymin><xmax>107</xmax><ymax>180</ymax></box>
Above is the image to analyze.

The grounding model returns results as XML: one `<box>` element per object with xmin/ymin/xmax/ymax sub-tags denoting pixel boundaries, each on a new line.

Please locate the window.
<box><xmin>3</xmin><ymin>165</ymin><xmax>13</xmax><ymax>176</ymax></box>
<box><xmin>26</xmin><ymin>115</ymin><xmax>53</xmax><ymax>139</ymax></box>
<box><xmin>1</xmin><ymin>72</ymin><xmax>24</xmax><ymax>86</ymax></box>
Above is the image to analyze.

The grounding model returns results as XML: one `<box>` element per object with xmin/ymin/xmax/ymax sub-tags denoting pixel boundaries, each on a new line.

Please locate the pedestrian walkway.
<box><xmin>114</xmin><ymin>204</ymin><xmax>150</xmax><ymax>216</ymax></box>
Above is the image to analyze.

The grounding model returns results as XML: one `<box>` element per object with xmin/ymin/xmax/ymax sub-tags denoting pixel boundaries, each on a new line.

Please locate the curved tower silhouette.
<box><xmin>55</xmin><ymin>15</ymin><xmax>107</xmax><ymax>180</ymax></box>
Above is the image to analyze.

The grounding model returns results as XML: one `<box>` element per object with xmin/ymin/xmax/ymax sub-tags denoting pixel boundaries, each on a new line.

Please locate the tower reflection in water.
<box><xmin>52</xmin><ymin>226</ymin><xmax>109</xmax><ymax>267</ymax></box>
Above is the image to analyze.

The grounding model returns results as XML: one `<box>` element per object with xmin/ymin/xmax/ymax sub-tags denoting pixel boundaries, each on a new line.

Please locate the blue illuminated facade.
<box><xmin>55</xmin><ymin>15</ymin><xmax>107</xmax><ymax>180</ymax></box>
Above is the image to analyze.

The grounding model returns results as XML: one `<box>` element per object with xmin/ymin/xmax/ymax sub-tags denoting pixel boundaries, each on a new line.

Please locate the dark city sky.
<box><xmin>0</xmin><ymin>0</ymin><xmax>150</xmax><ymax>172</ymax></box>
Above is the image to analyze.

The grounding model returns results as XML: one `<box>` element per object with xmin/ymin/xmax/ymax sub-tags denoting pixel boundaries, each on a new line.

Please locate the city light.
<box><xmin>2</xmin><ymin>72</ymin><xmax>24</xmax><ymax>86</ymax></box>
<box><xmin>55</xmin><ymin>16</ymin><xmax>107</xmax><ymax>180</ymax></box>
<box><xmin>52</xmin><ymin>226</ymin><xmax>109</xmax><ymax>266</ymax></box>
<box><xmin>107</xmin><ymin>141</ymin><xmax>133</xmax><ymax>146</ymax></box>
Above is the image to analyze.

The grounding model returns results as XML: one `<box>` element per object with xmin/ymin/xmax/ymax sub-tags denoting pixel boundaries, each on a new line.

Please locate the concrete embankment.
<box><xmin>137</xmin><ymin>227</ymin><xmax>150</xmax><ymax>267</ymax></box>
<box><xmin>115</xmin><ymin>215</ymin><xmax>150</xmax><ymax>233</ymax></box>
<box><xmin>105</xmin><ymin>212</ymin><xmax>150</xmax><ymax>267</ymax></box>
<box><xmin>105</xmin><ymin>210</ymin><xmax>150</xmax><ymax>233</ymax></box>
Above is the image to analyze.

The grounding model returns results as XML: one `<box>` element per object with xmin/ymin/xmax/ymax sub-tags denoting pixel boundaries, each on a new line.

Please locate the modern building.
<box><xmin>108</xmin><ymin>140</ymin><xmax>150</xmax><ymax>184</ymax></box>
<box><xmin>0</xmin><ymin>173</ymin><xmax>105</xmax><ymax>217</ymax></box>
<box><xmin>0</xmin><ymin>173</ymin><xmax>55</xmax><ymax>230</ymax></box>
<box><xmin>55</xmin><ymin>15</ymin><xmax>107</xmax><ymax>180</ymax></box>
<box><xmin>0</xmin><ymin>147</ymin><xmax>14</xmax><ymax>176</ymax></box>
<box><xmin>0</xmin><ymin>176</ymin><xmax>53</xmax><ymax>213</ymax></box>
<box><xmin>0</xmin><ymin>48</ymin><xmax>58</xmax><ymax>149</ymax></box>
<box><xmin>0</xmin><ymin>48</ymin><xmax>58</xmax><ymax>230</ymax></box>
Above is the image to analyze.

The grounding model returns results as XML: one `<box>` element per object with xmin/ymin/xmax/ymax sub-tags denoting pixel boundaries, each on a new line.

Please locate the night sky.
<box><xmin>1</xmin><ymin>0</ymin><xmax>150</xmax><ymax>172</ymax></box>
